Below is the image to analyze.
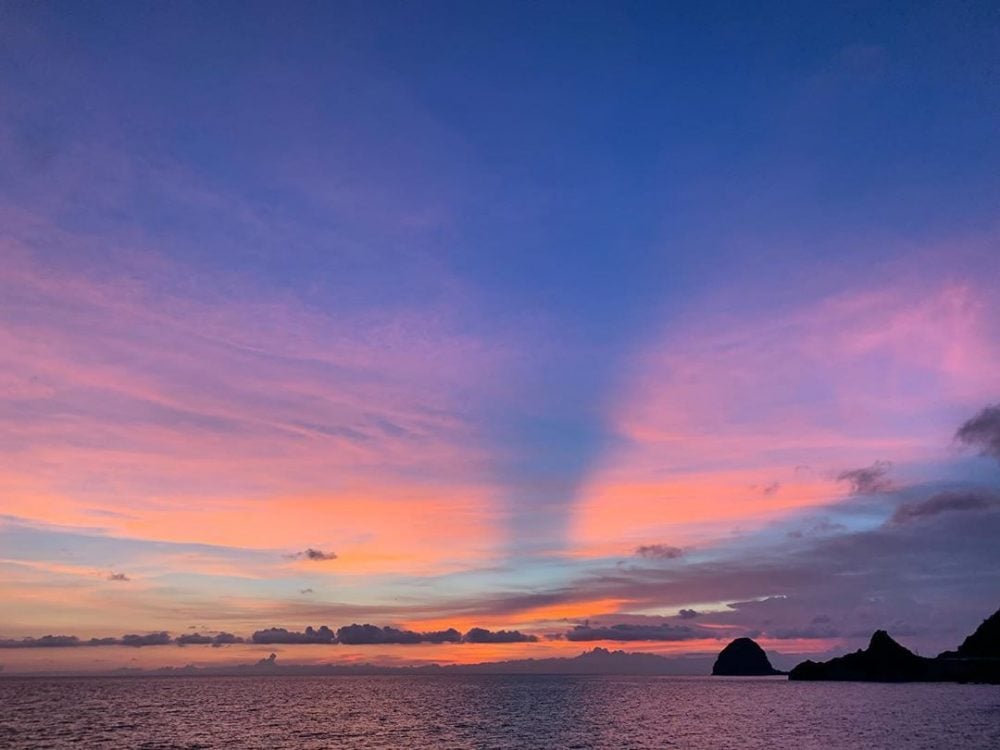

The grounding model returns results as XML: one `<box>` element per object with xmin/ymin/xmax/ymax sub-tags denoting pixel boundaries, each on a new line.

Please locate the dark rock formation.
<box><xmin>712</xmin><ymin>637</ymin><xmax>784</xmax><ymax>676</ymax></box>
<box><xmin>790</xmin><ymin>607</ymin><xmax>1000</xmax><ymax>683</ymax></box>
<box><xmin>789</xmin><ymin>630</ymin><xmax>930</xmax><ymax>681</ymax></box>
<box><xmin>939</xmin><ymin>608</ymin><xmax>1000</xmax><ymax>659</ymax></box>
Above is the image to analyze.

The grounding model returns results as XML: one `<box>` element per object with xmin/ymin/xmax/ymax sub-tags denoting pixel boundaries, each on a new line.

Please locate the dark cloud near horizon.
<box><xmin>285</xmin><ymin>548</ymin><xmax>338</xmax><ymax>562</ymax></box>
<box><xmin>0</xmin><ymin>635</ymin><xmax>82</xmax><ymax>648</ymax></box>
<box><xmin>463</xmin><ymin>627</ymin><xmax>537</xmax><ymax>643</ymax></box>
<box><xmin>0</xmin><ymin>633</ymin><xmax>175</xmax><ymax>648</ymax></box>
<box><xmin>176</xmin><ymin>633</ymin><xmax>212</xmax><ymax>645</ymax></box>
<box><xmin>0</xmin><ymin>624</ymin><xmax>541</xmax><ymax>649</ymax></box>
<box><xmin>565</xmin><ymin>623</ymin><xmax>704</xmax><ymax>642</ymax></box>
<box><xmin>891</xmin><ymin>490</ymin><xmax>998</xmax><ymax>524</ymax></box>
<box><xmin>106</xmin><ymin>572</ymin><xmax>130</xmax><ymax>582</ymax></box>
<box><xmin>337</xmin><ymin>624</ymin><xmax>462</xmax><ymax>645</ymax></box>
<box><xmin>251</xmin><ymin>626</ymin><xmax>336</xmax><ymax>644</ymax></box>
<box><xmin>956</xmin><ymin>404</ymin><xmax>1000</xmax><ymax>462</ymax></box>
<box><xmin>837</xmin><ymin>460</ymin><xmax>894</xmax><ymax>495</ymax></box>
<box><xmin>678</xmin><ymin>609</ymin><xmax>699</xmax><ymax>619</ymax></box>
<box><xmin>121</xmin><ymin>632</ymin><xmax>171</xmax><ymax>647</ymax></box>
<box><xmin>177</xmin><ymin>632</ymin><xmax>245</xmax><ymax>646</ymax></box>
<box><xmin>417</xmin><ymin>628</ymin><xmax>465</xmax><ymax>644</ymax></box>
<box><xmin>635</xmin><ymin>544</ymin><xmax>684</xmax><ymax>560</ymax></box>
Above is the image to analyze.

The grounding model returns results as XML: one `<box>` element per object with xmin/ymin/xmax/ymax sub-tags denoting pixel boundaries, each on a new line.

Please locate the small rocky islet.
<box><xmin>711</xmin><ymin>637</ymin><xmax>785</xmax><ymax>676</ymax></box>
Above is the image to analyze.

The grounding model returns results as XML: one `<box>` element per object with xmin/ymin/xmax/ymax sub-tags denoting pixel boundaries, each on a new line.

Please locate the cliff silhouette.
<box><xmin>789</xmin><ymin>607</ymin><xmax>1000</xmax><ymax>683</ymax></box>
<box><xmin>939</xmin><ymin>608</ymin><xmax>1000</xmax><ymax>659</ymax></box>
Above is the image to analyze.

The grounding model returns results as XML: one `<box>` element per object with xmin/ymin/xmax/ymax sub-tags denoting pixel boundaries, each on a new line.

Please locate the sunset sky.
<box><xmin>2</xmin><ymin>1</ymin><xmax>999</xmax><ymax>673</ymax></box>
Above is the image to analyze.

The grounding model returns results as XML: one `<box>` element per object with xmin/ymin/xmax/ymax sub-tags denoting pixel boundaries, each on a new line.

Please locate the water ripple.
<box><xmin>1</xmin><ymin>675</ymin><xmax>998</xmax><ymax>749</ymax></box>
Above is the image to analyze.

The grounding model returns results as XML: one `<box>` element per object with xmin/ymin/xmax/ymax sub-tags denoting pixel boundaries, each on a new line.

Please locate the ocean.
<box><xmin>1</xmin><ymin>674</ymin><xmax>998</xmax><ymax>749</ymax></box>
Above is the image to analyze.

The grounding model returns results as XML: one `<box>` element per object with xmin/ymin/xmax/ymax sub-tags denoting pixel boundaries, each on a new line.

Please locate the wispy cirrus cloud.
<box><xmin>0</xmin><ymin>238</ymin><xmax>513</xmax><ymax>575</ymax></box>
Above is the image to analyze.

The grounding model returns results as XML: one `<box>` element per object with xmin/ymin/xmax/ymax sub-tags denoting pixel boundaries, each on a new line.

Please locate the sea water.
<box><xmin>1</xmin><ymin>674</ymin><xmax>998</xmax><ymax>749</ymax></box>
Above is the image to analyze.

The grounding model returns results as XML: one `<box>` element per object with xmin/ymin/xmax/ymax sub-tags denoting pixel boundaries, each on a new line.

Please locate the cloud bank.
<box><xmin>0</xmin><ymin>633</ymin><xmax>173</xmax><ymax>648</ymax></box>
<box><xmin>463</xmin><ymin>628</ymin><xmax>538</xmax><ymax>644</ymax></box>
<box><xmin>0</xmin><ymin>623</ymin><xmax>547</xmax><ymax>649</ymax></box>
<box><xmin>251</xmin><ymin>626</ymin><xmax>337</xmax><ymax>645</ymax></box>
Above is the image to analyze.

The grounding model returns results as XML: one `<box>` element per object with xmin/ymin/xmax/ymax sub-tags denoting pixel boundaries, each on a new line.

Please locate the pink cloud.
<box><xmin>0</xmin><ymin>233</ymin><xmax>510</xmax><ymax>574</ymax></box>
<box><xmin>571</xmin><ymin>266</ymin><xmax>1000</xmax><ymax>556</ymax></box>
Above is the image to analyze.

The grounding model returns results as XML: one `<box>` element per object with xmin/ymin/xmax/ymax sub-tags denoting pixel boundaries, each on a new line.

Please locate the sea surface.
<box><xmin>1</xmin><ymin>674</ymin><xmax>998</xmax><ymax>749</ymax></box>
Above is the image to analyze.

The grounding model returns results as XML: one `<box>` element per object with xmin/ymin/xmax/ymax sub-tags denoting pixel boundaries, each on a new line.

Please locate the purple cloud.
<box><xmin>177</xmin><ymin>632</ymin><xmax>245</xmax><ymax>646</ymax></box>
<box><xmin>463</xmin><ymin>628</ymin><xmax>538</xmax><ymax>643</ymax></box>
<box><xmin>251</xmin><ymin>626</ymin><xmax>336</xmax><ymax>644</ymax></box>
<box><xmin>0</xmin><ymin>635</ymin><xmax>81</xmax><ymax>648</ymax></box>
<box><xmin>336</xmin><ymin>624</ymin><xmax>461</xmax><ymax>645</ymax></box>
<box><xmin>956</xmin><ymin>404</ymin><xmax>1000</xmax><ymax>462</ymax></box>
<box><xmin>891</xmin><ymin>490</ymin><xmax>998</xmax><ymax>524</ymax></box>
<box><xmin>837</xmin><ymin>460</ymin><xmax>894</xmax><ymax>495</ymax></box>
<box><xmin>120</xmin><ymin>632</ymin><xmax>172</xmax><ymax>647</ymax></box>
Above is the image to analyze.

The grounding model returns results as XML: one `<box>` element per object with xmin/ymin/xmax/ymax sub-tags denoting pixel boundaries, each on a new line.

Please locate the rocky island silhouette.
<box><xmin>787</xmin><ymin>607</ymin><xmax>1000</xmax><ymax>683</ymax></box>
<box><xmin>711</xmin><ymin>637</ymin><xmax>785</xmax><ymax>676</ymax></box>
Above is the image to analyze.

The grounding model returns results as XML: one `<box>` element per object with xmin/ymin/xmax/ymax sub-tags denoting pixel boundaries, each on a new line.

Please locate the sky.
<box><xmin>1</xmin><ymin>1</ymin><xmax>999</xmax><ymax>674</ymax></box>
